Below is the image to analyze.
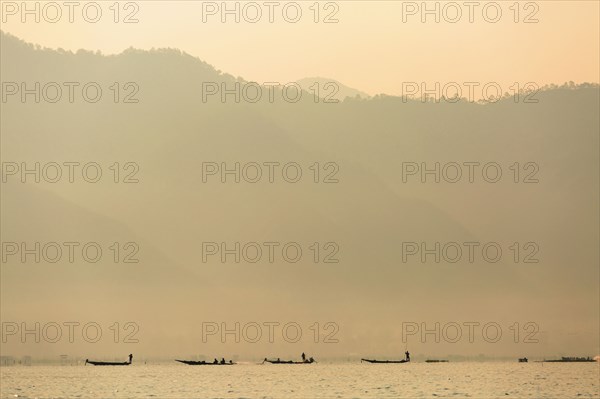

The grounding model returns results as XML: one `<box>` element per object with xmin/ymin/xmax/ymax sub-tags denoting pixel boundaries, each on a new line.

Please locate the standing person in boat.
<box><xmin>405</xmin><ymin>351</ymin><xmax>410</xmax><ymax>362</ymax></box>
<box><xmin>301</xmin><ymin>353</ymin><xmax>306</xmax><ymax>362</ymax></box>
<box><xmin>128</xmin><ymin>354</ymin><xmax>133</xmax><ymax>364</ymax></box>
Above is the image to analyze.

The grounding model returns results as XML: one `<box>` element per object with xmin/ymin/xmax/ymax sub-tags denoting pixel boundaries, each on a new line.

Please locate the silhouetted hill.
<box><xmin>1</xmin><ymin>31</ymin><xmax>598</xmax><ymax>357</ymax></box>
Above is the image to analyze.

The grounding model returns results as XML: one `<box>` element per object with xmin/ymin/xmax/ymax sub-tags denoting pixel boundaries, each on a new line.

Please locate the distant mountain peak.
<box><xmin>296</xmin><ymin>77</ymin><xmax>370</xmax><ymax>101</ymax></box>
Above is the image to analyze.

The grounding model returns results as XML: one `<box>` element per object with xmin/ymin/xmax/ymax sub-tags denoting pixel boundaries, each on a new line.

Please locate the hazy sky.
<box><xmin>2</xmin><ymin>1</ymin><xmax>599</xmax><ymax>95</ymax></box>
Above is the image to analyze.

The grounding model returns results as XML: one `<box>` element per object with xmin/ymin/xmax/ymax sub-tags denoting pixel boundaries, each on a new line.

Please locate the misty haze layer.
<box><xmin>1</xmin><ymin>32</ymin><xmax>598</xmax><ymax>360</ymax></box>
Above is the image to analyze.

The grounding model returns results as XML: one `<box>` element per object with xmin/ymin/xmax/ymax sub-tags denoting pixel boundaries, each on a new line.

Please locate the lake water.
<box><xmin>1</xmin><ymin>362</ymin><xmax>598</xmax><ymax>398</ymax></box>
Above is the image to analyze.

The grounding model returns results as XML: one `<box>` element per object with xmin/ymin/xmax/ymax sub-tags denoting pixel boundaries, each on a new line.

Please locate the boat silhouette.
<box><xmin>263</xmin><ymin>357</ymin><xmax>316</xmax><ymax>364</ymax></box>
<box><xmin>361</xmin><ymin>358</ymin><xmax>409</xmax><ymax>364</ymax></box>
<box><xmin>176</xmin><ymin>359</ymin><xmax>236</xmax><ymax>365</ymax></box>
<box><xmin>362</xmin><ymin>351</ymin><xmax>411</xmax><ymax>364</ymax></box>
<box><xmin>85</xmin><ymin>354</ymin><xmax>132</xmax><ymax>366</ymax></box>
<box><xmin>543</xmin><ymin>357</ymin><xmax>595</xmax><ymax>362</ymax></box>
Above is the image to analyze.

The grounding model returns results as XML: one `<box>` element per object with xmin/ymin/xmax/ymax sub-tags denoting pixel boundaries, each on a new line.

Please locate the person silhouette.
<box><xmin>301</xmin><ymin>352</ymin><xmax>306</xmax><ymax>362</ymax></box>
<box><xmin>128</xmin><ymin>354</ymin><xmax>133</xmax><ymax>364</ymax></box>
<box><xmin>405</xmin><ymin>351</ymin><xmax>410</xmax><ymax>362</ymax></box>
<box><xmin>213</xmin><ymin>358</ymin><xmax>218</xmax><ymax>364</ymax></box>
<box><xmin>220</xmin><ymin>358</ymin><xmax>225</xmax><ymax>364</ymax></box>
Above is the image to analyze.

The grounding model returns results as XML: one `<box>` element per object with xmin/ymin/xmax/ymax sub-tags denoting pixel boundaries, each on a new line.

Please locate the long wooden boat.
<box><xmin>85</xmin><ymin>354</ymin><xmax>132</xmax><ymax>366</ymax></box>
<box><xmin>361</xmin><ymin>358</ymin><xmax>409</xmax><ymax>364</ymax></box>
<box><xmin>263</xmin><ymin>358</ymin><xmax>315</xmax><ymax>364</ymax></box>
<box><xmin>85</xmin><ymin>359</ymin><xmax>131</xmax><ymax>366</ymax></box>
<box><xmin>543</xmin><ymin>357</ymin><xmax>596</xmax><ymax>363</ymax></box>
<box><xmin>426</xmin><ymin>359</ymin><xmax>449</xmax><ymax>363</ymax></box>
<box><xmin>176</xmin><ymin>360</ymin><xmax>236</xmax><ymax>365</ymax></box>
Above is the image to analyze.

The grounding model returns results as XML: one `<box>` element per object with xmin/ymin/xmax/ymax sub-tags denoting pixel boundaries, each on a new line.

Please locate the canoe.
<box><xmin>176</xmin><ymin>360</ymin><xmax>236</xmax><ymax>365</ymax></box>
<box><xmin>264</xmin><ymin>359</ymin><xmax>315</xmax><ymax>364</ymax></box>
<box><xmin>85</xmin><ymin>360</ymin><xmax>131</xmax><ymax>366</ymax></box>
<box><xmin>426</xmin><ymin>360</ymin><xmax>449</xmax><ymax>363</ymax></box>
<box><xmin>361</xmin><ymin>358</ymin><xmax>409</xmax><ymax>364</ymax></box>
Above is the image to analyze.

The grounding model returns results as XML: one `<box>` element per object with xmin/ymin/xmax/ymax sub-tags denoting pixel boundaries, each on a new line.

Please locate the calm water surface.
<box><xmin>2</xmin><ymin>362</ymin><xmax>599</xmax><ymax>398</ymax></box>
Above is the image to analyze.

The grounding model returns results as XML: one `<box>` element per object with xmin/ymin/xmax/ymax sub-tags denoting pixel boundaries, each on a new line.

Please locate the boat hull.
<box><xmin>86</xmin><ymin>361</ymin><xmax>130</xmax><ymax>366</ymax></box>
<box><xmin>264</xmin><ymin>360</ymin><xmax>314</xmax><ymax>364</ymax></box>
<box><xmin>176</xmin><ymin>360</ymin><xmax>236</xmax><ymax>365</ymax></box>
<box><xmin>361</xmin><ymin>359</ymin><xmax>409</xmax><ymax>364</ymax></box>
